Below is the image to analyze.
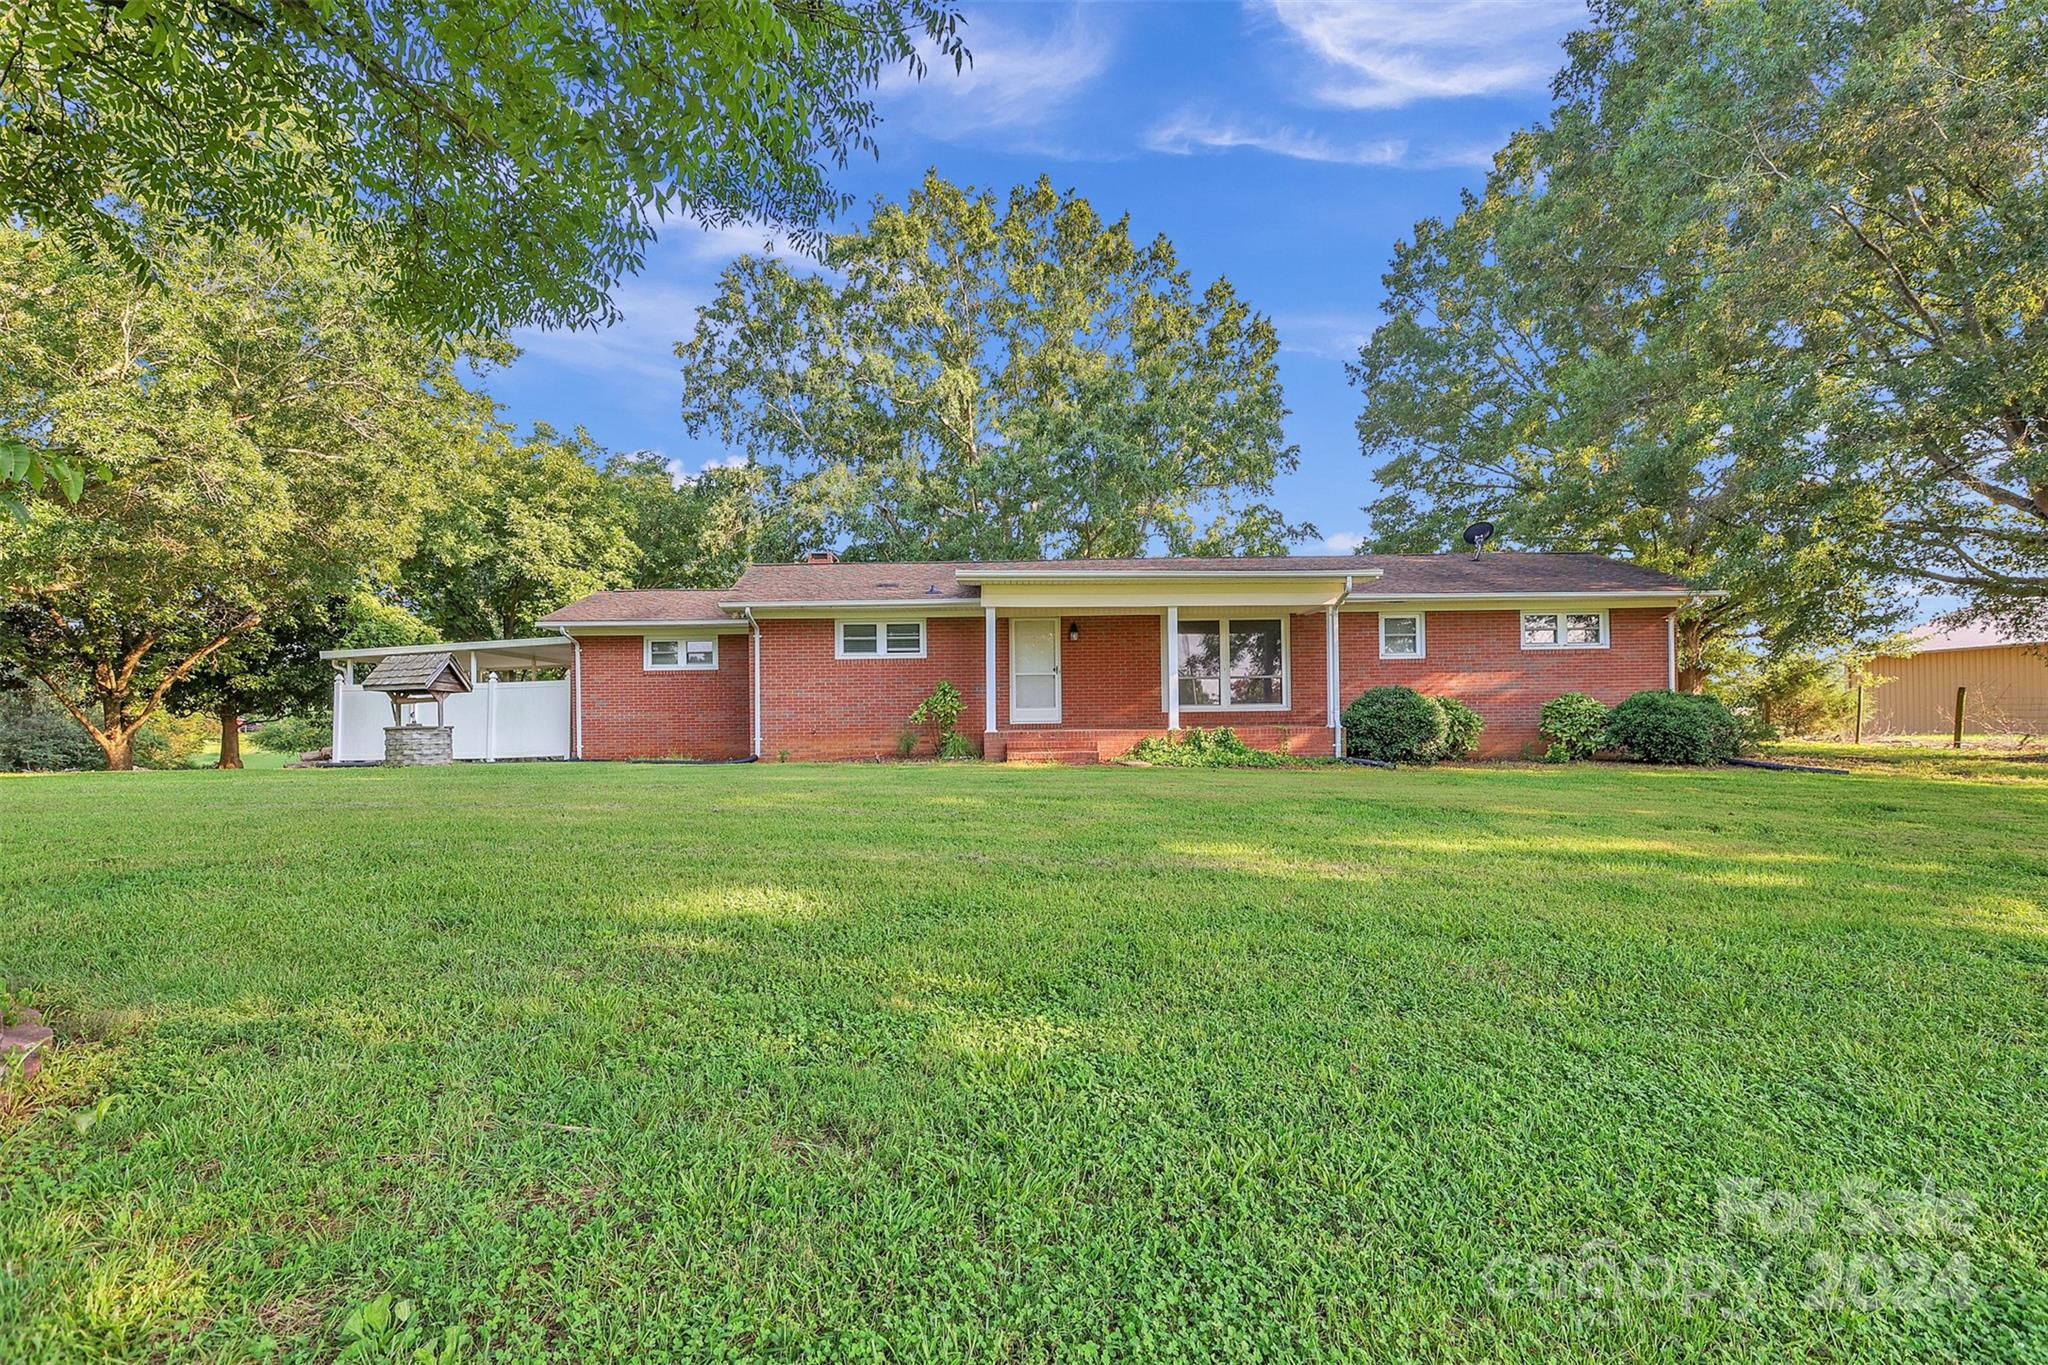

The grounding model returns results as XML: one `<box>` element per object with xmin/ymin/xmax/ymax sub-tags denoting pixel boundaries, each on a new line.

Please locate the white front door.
<box><xmin>1009</xmin><ymin>617</ymin><xmax>1062</xmax><ymax>724</ymax></box>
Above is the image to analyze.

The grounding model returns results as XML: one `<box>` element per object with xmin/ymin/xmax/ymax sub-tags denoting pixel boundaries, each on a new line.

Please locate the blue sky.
<box><xmin>494</xmin><ymin>0</ymin><xmax>1587</xmax><ymax>556</ymax></box>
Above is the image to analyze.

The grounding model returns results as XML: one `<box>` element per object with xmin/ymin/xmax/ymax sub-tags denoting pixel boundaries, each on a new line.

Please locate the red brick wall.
<box><xmin>759</xmin><ymin>616</ymin><xmax>988</xmax><ymax>761</ymax></box>
<box><xmin>1337</xmin><ymin>607</ymin><xmax>1673</xmax><ymax>757</ymax></box>
<box><xmin>991</xmin><ymin>612</ymin><xmax>1331</xmax><ymax>732</ymax></box>
<box><xmin>576</xmin><ymin>632</ymin><xmax>751</xmax><ymax>760</ymax></box>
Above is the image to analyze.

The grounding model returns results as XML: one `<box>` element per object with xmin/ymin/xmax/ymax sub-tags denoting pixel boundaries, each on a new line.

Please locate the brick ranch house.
<box><xmin>510</xmin><ymin>551</ymin><xmax>1694</xmax><ymax>763</ymax></box>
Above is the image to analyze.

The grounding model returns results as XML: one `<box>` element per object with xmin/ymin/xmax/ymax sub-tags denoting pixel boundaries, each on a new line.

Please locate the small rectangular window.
<box><xmin>684</xmin><ymin>640</ymin><xmax>716</xmax><ymax>668</ymax></box>
<box><xmin>1380</xmin><ymin>613</ymin><xmax>1424</xmax><ymax>659</ymax></box>
<box><xmin>647</xmin><ymin>637</ymin><xmax>717</xmax><ymax>670</ymax></box>
<box><xmin>647</xmin><ymin>639</ymin><xmax>681</xmax><ymax>667</ymax></box>
<box><xmin>1521</xmin><ymin>610</ymin><xmax>1607</xmax><ymax>649</ymax></box>
<box><xmin>837</xmin><ymin>620</ymin><xmax>924</xmax><ymax>659</ymax></box>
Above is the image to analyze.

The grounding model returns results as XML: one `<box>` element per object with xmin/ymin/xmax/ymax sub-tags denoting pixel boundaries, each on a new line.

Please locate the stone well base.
<box><xmin>385</xmin><ymin>725</ymin><xmax>454</xmax><ymax>766</ymax></box>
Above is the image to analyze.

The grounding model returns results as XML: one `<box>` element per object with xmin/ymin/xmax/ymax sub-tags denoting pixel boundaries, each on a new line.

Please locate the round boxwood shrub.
<box><xmin>1432</xmin><ymin>695</ymin><xmax>1485</xmax><ymax>760</ymax></box>
<box><xmin>1539</xmin><ymin>691</ymin><xmax>1609</xmax><ymax>762</ymax></box>
<box><xmin>1343</xmin><ymin>685</ymin><xmax>1447</xmax><ymax>763</ymax></box>
<box><xmin>1604</xmin><ymin>690</ymin><xmax>1742</xmax><ymax>765</ymax></box>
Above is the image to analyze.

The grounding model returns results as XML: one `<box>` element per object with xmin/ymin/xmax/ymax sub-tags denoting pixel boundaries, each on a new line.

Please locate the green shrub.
<box><xmin>1431</xmin><ymin>695</ymin><xmax>1485</xmax><ymax>760</ymax></box>
<box><xmin>133</xmin><ymin>711</ymin><xmax>214</xmax><ymax>769</ymax></box>
<box><xmin>0</xmin><ymin>689</ymin><xmax>104</xmax><ymax>772</ymax></box>
<box><xmin>254</xmin><ymin>715</ymin><xmax>332</xmax><ymax>756</ymax></box>
<box><xmin>1128</xmin><ymin>726</ymin><xmax>1290</xmax><ymax>768</ymax></box>
<box><xmin>1342</xmin><ymin>686</ymin><xmax>1447</xmax><ymax>763</ymax></box>
<box><xmin>937</xmin><ymin>731</ymin><xmax>978</xmax><ymax>760</ymax></box>
<box><xmin>1605</xmin><ymin>690</ymin><xmax>1742</xmax><ymax>765</ymax></box>
<box><xmin>1539</xmin><ymin>692</ymin><xmax>1610</xmax><ymax>762</ymax></box>
<box><xmin>908</xmin><ymin>680</ymin><xmax>966</xmax><ymax>757</ymax></box>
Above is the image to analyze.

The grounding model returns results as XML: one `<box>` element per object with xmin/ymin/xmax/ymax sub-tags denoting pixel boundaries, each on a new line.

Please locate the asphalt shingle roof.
<box><xmin>540</xmin><ymin>553</ymin><xmax>1691</xmax><ymax>622</ymax></box>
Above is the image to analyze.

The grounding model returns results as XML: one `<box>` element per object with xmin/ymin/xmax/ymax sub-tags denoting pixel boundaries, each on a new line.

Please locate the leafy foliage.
<box><xmin>0</xmin><ymin>227</ymin><xmax>488</xmax><ymax>767</ymax></box>
<box><xmin>1430</xmin><ymin>695</ymin><xmax>1485</xmax><ymax>761</ymax></box>
<box><xmin>1127</xmin><ymin>726</ymin><xmax>1291</xmax><ymax>768</ymax></box>
<box><xmin>0</xmin><ymin>687</ymin><xmax>103</xmax><ymax>772</ymax></box>
<box><xmin>1605</xmin><ymin>691</ymin><xmax>1743</xmax><ymax>766</ymax></box>
<box><xmin>254</xmin><ymin>715</ymin><xmax>333</xmax><ymax>758</ymax></box>
<box><xmin>677</xmin><ymin>172</ymin><xmax>1311</xmax><ymax>560</ymax></box>
<box><xmin>1342</xmin><ymin>686</ymin><xmax>1449</xmax><ymax>764</ymax></box>
<box><xmin>2</xmin><ymin>0</ymin><xmax>967</xmax><ymax>335</ymax></box>
<box><xmin>1539</xmin><ymin>692</ymin><xmax>1610</xmax><ymax>763</ymax></box>
<box><xmin>907</xmin><ymin>680</ymin><xmax>967</xmax><ymax>758</ymax></box>
<box><xmin>1352</xmin><ymin>0</ymin><xmax>2048</xmax><ymax>676</ymax></box>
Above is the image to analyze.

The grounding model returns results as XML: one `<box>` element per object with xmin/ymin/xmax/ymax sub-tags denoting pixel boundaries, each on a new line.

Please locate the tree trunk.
<box><xmin>1676</xmin><ymin>665</ymin><xmax>1708</xmax><ymax>694</ymax></box>
<box><xmin>100</xmin><ymin>697</ymin><xmax>136</xmax><ymax>771</ymax></box>
<box><xmin>217</xmin><ymin>708</ymin><xmax>243</xmax><ymax>769</ymax></box>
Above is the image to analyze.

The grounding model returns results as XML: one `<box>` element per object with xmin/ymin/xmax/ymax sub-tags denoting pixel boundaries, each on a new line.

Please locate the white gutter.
<box><xmin>539</xmin><ymin>618</ymin><xmax>741</xmax><ymax>629</ymax></box>
<box><xmin>719</xmin><ymin>597</ymin><xmax>978</xmax><ymax>610</ymax></box>
<box><xmin>954</xmin><ymin>568</ymin><xmax>1387</xmax><ymax>582</ymax></box>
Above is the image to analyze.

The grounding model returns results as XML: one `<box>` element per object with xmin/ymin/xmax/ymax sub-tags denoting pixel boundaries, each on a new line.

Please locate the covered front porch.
<box><xmin>964</xmin><ymin>565</ymin><xmax>1371</xmax><ymax>763</ymax></box>
<box><xmin>321</xmin><ymin>637</ymin><xmax>576</xmax><ymax>763</ymax></box>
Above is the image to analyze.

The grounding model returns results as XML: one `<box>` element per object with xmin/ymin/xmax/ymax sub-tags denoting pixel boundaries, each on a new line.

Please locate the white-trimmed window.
<box><xmin>1177</xmin><ymin>616</ymin><xmax>1286</xmax><ymax>710</ymax></box>
<box><xmin>1521</xmin><ymin>610</ymin><xmax>1609</xmax><ymax>649</ymax></box>
<box><xmin>646</xmin><ymin>636</ymin><xmax>718</xmax><ymax>670</ymax></box>
<box><xmin>837</xmin><ymin>619</ymin><xmax>926</xmax><ymax>659</ymax></box>
<box><xmin>1379</xmin><ymin>612</ymin><xmax>1425</xmax><ymax>659</ymax></box>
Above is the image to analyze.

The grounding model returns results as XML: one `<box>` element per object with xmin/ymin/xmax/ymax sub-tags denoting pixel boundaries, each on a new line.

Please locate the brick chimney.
<box><xmin>803</xmin><ymin>550</ymin><xmax>840</xmax><ymax>565</ymax></box>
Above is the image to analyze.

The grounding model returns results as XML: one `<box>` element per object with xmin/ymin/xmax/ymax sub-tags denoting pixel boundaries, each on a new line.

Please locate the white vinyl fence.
<box><xmin>332</xmin><ymin>675</ymin><xmax>572</xmax><ymax>762</ymax></box>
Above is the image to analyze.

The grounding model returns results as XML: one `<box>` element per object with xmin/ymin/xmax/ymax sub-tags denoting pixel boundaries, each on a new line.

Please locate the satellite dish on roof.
<box><xmin>1462</xmin><ymin>520</ymin><xmax>1495</xmax><ymax>549</ymax></box>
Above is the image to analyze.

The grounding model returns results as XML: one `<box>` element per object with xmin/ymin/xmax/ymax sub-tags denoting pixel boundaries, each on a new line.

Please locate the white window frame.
<box><xmin>645</xmin><ymin>636</ymin><xmax>719</xmax><ymax>671</ymax></box>
<box><xmin>836</xmin><ymin>618</ymin><xmax>927</xmax><ymax>660</ymax></box>
<box><xmin>1378</xmin><ymin>612</ymin><xmax>1426</xmax><ymax>660</ymax></box>
<box><xmin>1520</xmin><ymin>609</ymin><xmax>1610</xmax><ymax>651</ymax></box>
<box><xmin>1175</xmin><ymin>614</ymin><xmax>1289</xmax><ymax>712</ymax></box>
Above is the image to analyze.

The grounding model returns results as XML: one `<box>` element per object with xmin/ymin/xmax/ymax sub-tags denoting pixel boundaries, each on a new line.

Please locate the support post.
<box><xmin>1326</xmin><ymin>605</ymin><xmax>1341</xmax><ymax>756</ymax></box>
<box><xmin>1953</xmin><ymin>686</ymin><xmax>1966</xmax><ymax>749</ymax></box>
<box><xmin>485</xmin><ymin>672</ymin><xmax>499</xmax><ymax>762</ymax></box>
<box><xmin>1854</xmin><ymin>685</ymin><xmax>1864</xmax><ymax>744</ymax></box>
<box><xmin>984</xmin><ymin>606</ymin><xmax>997</xmax><ymax>736</ymax></box>
<box><xmin>332</xmin><ymin>668</ymin><xmax>346</xmax><ymax>761</ymax></box>
<box><xmin>1165</xmin><ymin>605</ymin><xmax>1180</xmax><ymax>732</ymax></box>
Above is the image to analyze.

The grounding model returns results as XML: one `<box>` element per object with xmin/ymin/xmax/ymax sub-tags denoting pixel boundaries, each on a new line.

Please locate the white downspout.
<box><xmin>571</xmin><ymin>638</ymin><xmax>584</xmax><ymax>758</ymax></box>
<box><xmin>746</xmin><ymin>608</ymin><xmax>762</xmax><ymax>758</ymax></box>
<box><xmin>1667</xmin><ymin>611</ymin><xmax>1678</xmax><ymax>691</ymax></box>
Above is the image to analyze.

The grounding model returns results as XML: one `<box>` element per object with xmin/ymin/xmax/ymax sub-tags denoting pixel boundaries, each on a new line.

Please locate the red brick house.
<box><xmin>527</xmin><ymin>552</ymin><xmax>1692</xmax><ymax>762</ymax></box>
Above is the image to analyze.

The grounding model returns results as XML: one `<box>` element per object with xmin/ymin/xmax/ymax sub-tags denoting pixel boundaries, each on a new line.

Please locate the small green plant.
<box><xmin>1540</xmin><ymin>692</ymin><xmax>1610</xmax><ymax>762</ymax></box>
<box><xmin>1343</xmin><ymin>686</ymin><xmax>1448</xmax><ymax>763</ymax></box>
<box><xmin>1431</xmin><ymin>696</ymin><xmax>1485</xmax><ymax>760</ymax></box>
<box><xmin>908</xmin><ymin>680</ymin><xmax>967</xmax><ymax>758</ymax></box>
<box><xmin>895</xmin><ymin>728</ymin><xmax>919</xmax><ymax>758</ymax></box>
<box><xmin>338</xmin><ymin>1293</ymin><xmax>467</xmax><ymax>1363</ymax></box>
<box><xmin>937</xmin><ymin>731</ymin><xmax>978</xmax><ymax>760</ymax></box>
<box><xmin>1604</xmin><ymin>690</ymin><xmax>1742</xmax><ymax>765</ymax></box>
<box><xmin>1127</xmin><ymin>726</ymin><xmax>1291</xmax><ymax>768</ymax></box>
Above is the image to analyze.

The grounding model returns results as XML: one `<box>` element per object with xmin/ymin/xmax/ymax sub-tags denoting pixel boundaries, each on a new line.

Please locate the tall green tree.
<box><xmin>607</xmin><ymin>454</ymin><xmax>765</xmax><ymax>590</ymax></box>
<box><xmin>2</xmin><ymin>0</ymin><xmax>966</xmax><ymax>335</ymax></box>
<box><xmin>0</xmin><ymin>227</ymin><xmax>488</xmax><ymax>769</ymax></box>
<box><xmin>677</xmin><ymin>172</ymin><xmax>1311</xmax><ymax>561</ymax></box>
<box><xmin>400</xmin><ymin>424</ymin><xmax>639</xmax><ymax>640</ymax></box>
<box><xmin>1354</xmin><ymin>0</ymin><xmax>2046</xmax><ymax>679</ymax></box>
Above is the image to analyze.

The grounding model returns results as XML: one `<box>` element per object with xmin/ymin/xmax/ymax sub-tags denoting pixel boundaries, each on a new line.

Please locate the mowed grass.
<box><xmin>1</xmin><ymin>761</ymin><xmax>2044</xmax><ymax>1362</ymax></box>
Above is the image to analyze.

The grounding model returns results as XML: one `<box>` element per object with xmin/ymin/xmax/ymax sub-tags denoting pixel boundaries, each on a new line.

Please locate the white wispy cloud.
<box><xmin>512</xmin><ymin>274</ymin><xmax>699</xmax><ymax>385</ymax></box>
<box><xmin>1274</xmin><ymin>312</ymin><xmax>1378</xmax><ymax>361</ymax></box>
<box><xmin>1259</xmin><ymin>0</ymin><xmax>1582</xmax><ymax>109</ymax></box>
<box><xmin>1318</xmin><ymin>531</ymin><xmax>1367</xmax><ymax>554</ymax></box>
<box><xmin>885</xmin><ymin>3</ymin><xmax>1116</xmax><ymax>138</ymax></box>
<box><xmin>1146</xmin><ymin>111</ymin><xmax>1407</xmax><ymax>167</ymax></box>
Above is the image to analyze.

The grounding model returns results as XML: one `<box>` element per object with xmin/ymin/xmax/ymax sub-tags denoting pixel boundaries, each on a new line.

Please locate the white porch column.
<box><xmin>484</xmin><ymin>671</ymin><xmax>499</xmax><ymax>762</ymax></box>
<box><xmin>1165</xmin><ymin>605</ymin><xmax>1181</xmax><ymax>731</ymax></box>
<box><xmin>984</xmin><ymin>606</ymin><xmax>997</xmax><ymax>734</ymax></box>
<box><xmin>1326</xmin><ymin>606</ymin><xmax>1342</xmax><ymax>756</ymax></box>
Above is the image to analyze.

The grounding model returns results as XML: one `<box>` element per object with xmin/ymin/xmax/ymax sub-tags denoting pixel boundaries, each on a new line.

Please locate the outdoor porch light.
<box><xmin>1068</xmin><ymin>622</ymin><xmax>1080</xmax><ymax>641</ymax></box>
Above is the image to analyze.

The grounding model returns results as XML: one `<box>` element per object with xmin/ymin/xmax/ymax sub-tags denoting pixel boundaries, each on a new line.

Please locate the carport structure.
<box><xmin>320</xmin><ymin>637</ymin><xmax>576</xmax><ymax>762</ymax></box>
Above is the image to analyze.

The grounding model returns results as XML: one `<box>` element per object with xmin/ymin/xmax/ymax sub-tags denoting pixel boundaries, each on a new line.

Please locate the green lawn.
<box><xmin>1</xmin><ymin>761</ymin><xmax>2043</xmax><ymax>1361</ymax></box>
